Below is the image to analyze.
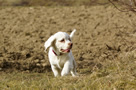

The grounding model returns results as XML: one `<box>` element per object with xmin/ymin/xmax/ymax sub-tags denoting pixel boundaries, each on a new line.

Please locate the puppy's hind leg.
<box><xmin>71</xmin><ymin>60</ymin><xmax>77</xmax><ymax>77</ymax></box>
<box><xmin>71</xmin><ymin>68</ymin><xmax>77</xmax><ymax>77</ymax></box>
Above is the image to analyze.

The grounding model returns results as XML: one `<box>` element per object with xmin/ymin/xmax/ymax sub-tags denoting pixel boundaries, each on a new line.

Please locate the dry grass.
<box><xmin>0</xmin><ymin>52</ymin><xmax>136</xmax><ymax>89</ymax></box>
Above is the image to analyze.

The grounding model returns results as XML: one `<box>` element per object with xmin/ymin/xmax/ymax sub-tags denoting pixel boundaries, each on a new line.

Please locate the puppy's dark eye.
<box><xmin>60</xmin><ymin>39</ymin><xmax>65</xmax><ymax>43</ymax></box>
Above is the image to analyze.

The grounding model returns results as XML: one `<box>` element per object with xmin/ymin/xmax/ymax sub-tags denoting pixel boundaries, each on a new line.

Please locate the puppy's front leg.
<box><xmin>61</xmin><ymin>61</ymin><xmax>70</xmax><ymax>76</ymax></box>
<box><xmin>51</xmin><ymin>65</ymin><xmax>60</xmax><ymax>77</ymax></box>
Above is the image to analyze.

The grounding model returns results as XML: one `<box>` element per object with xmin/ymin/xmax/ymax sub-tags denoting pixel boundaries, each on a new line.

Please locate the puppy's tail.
<box><xmin>70</xmin><ymin>29</ymin><xmax>76</xmax><ymax>39</ymax></box>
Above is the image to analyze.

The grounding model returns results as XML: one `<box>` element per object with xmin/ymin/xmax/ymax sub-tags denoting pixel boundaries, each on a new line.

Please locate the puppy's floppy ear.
<box><xmin>70</xmin><ymin>29</ymin><xmax>76</xmax><ymax>39</ymax></box>
<box><xmin>44</xmin><ymin>35</ymin><xmax>55</xmax><ymax>52</ymax></box>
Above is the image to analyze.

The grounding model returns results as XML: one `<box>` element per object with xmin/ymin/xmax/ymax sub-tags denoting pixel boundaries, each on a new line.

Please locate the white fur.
<box><xmin>44</xmin><ymin>29</ymin><xmax>77</xmax><ymax>77</ymax></box>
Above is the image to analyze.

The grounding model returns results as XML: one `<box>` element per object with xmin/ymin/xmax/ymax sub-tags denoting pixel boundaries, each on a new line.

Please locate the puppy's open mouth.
<box><xmin>61</xmin><ymin>49</ymin><xmax>71</xmax><ymax>53</ymax></box>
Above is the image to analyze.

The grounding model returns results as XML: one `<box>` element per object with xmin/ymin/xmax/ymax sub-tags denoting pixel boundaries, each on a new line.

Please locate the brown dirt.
<box><xmin>0</xmin><ymin>6</ymin><xmax>136</xmax><ymax>73</ymax></box>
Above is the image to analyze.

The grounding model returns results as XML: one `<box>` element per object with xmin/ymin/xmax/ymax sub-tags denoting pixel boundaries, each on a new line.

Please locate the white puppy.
<box><xmin>44</xmin><ymin>29</ymin><xmax>77</xmax><ymax>77</ymax></box>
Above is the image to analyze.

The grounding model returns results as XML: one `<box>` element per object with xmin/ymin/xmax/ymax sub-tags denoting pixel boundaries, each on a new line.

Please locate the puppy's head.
<box><xmin>44</xmin><ymin>29</ymin><xmax>76</xmax><ymax>53</ymax></box>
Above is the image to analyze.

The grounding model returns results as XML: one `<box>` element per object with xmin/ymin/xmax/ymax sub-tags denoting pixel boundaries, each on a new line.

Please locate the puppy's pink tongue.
<box><xmin>65</xmin><ymin>49</ymin><xmax>70</xmax><ymax>52</ymax></box>
<box><xmin>61</xmin><ymin>49</ymin><xmax>70</xmax><ymax>53</ymax></box>
<box><xmin>62</xmin><ymin>49</ymin><xmax>70</xmax><ymax>52</ymax></box>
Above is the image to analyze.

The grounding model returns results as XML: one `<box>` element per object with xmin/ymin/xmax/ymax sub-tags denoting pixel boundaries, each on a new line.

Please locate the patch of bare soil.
<box><xmin>0</xmin><ymin>6</ymin><xmax>136</xmax><ymax>73</ymax></box>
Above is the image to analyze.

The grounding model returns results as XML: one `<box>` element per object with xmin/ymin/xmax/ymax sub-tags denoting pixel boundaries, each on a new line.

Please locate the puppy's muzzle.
<box><xmin>61</xmin><ymin>43</ymin><xmax>73</xmax><ymax>53</ymax></box>
<box><xmin>68</xmin><ymin>43</ymin><xmax>73</xmax><ymax>49</ymax></box>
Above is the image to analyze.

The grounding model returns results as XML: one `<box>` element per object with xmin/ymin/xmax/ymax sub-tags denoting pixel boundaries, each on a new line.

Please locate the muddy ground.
<box><xmin>0</xmin><ymin>6</ymin><xmax>136</xmax><ymax>73</ymax></box>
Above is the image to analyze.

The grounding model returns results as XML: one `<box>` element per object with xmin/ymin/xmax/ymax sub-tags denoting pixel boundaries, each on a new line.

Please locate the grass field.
<box><xmin>0</xmin><ymin>52</ymin><xmax>136</xmax><ymax>89</ymax></box>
